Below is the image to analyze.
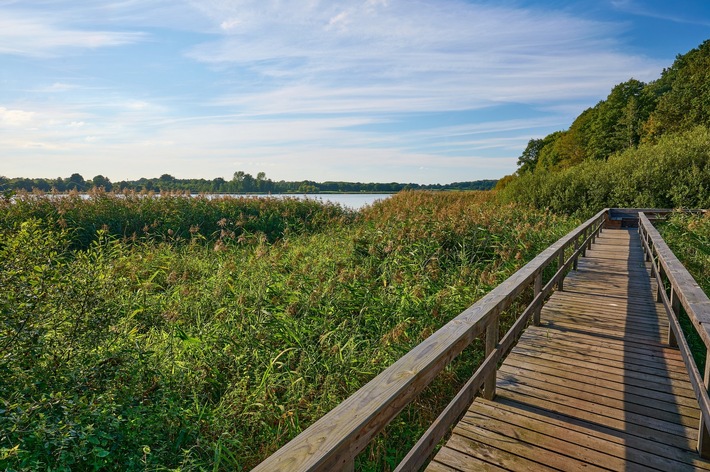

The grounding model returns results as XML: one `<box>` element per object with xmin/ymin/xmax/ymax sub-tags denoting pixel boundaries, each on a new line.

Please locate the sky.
<box><xmin>1</xmin><ymin>0</ymin><xmax>709</xmax><ymax>184</ymax></box>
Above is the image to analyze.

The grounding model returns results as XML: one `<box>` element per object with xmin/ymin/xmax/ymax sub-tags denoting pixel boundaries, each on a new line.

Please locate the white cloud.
<box><xmin>220</xmin><ymin>18</ymin><xmax>241</xmax><ymax>30</ymax></box>
<box><xmin>0</xmin><ymin>10</ymin><xmax>145</xmax><ymax>57</ymax></box>
<box><xmin>0</xmin><ymin>107</ymin><xmax>36</xmax><ymax>126</ymax></box>
<box><xmin>185</xmin><ymin>0</ymin><xmax>663</xmax><ymax>116</ymax></box>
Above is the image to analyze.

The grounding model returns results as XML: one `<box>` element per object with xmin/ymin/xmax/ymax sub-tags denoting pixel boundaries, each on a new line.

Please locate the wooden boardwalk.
<box><xmin>428</xmin><ymin>228</ymin><xmax>710</xmax><ymax>471</ymax></box>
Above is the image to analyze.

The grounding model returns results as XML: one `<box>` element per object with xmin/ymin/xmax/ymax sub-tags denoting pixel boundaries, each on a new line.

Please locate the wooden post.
<box><xmin>698</xmin><ymin>352</ymin><xmax>710</xmax><ymax>458</ymax></box>
<box><xmin>483</xmin><ymin>314</ymin><xmax>499</xmax><ymax>400</ymax></box>
<box><xmin>587</xmin><ymin>227</ymin><xmax>593</xmax><ymax>252</ymax></box>
<box><xmin>533</xmin><ymin>272</ymin><xmax>542</xmax><ymax>326</ymax></box>
<box><xmin>668</xmin><ymin>288</ymin><xmax>679</xmax><ymax>348</ymax></box>
<box><xmin>557</xmin><ymin>248</ymin><xmax>565</xmax><ymax>292</ymax></box>
<box><xmin>645</xmin><ymin>233</ymin><xmax>652</xmax><ymax>262</ymax></box>
<box><xmin>656</xmin><ymin>264</ymin><xmax>665</xmax><ymax>303</ymax></box>
<box><xmin>573</xmin><ymin>235</ymin><xmax>579</xmax><ymax>271</ymax></box>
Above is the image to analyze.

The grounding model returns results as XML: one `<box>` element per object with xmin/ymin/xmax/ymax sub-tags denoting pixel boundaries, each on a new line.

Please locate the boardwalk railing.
<box><xmin>639</xmin><ymin>211</ymin><xmax>710</xmax><ymax>457</ymax></box>
<box><xmin>252</xmin><ymin>209</ymin><xmax>608</xmax><ymax>472</ymax></box>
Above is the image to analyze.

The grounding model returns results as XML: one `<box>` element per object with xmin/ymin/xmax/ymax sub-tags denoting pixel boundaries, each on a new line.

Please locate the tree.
<box><xmin>241</xmin><ymin>173</ymin><xmax>255</xmax><ymax>193</ymax></box>
<box><xmin>586</xmin><ymin>79</ymin><xmax>648</xmax><ymax>160</ymax></box>
<box><xmin>645</xmin><ymin>40</ymin><xmax>710</xmax><ymax>139</ymax></box>
<box><xmin>67</xmin><ymin>173</ymin><xmax>86</xmax><ymax>191</ymax></box>
<box><xmin>91</xmin><ymin>175</ymin><xmax>112</xmax><ymax>191</ymax></box>
<box><xmin>212</xmin><ymin>177</ymin><xmax>226</xmax><ymax>192</ymax></box>
<box><xmin>256</xmin><ymin>172</ymin><xmax>266</xmax><ymax>192</ymax></box>
<box><xmin>517</xmin><ymin>138</ymin><xmax>546</xmax><ymax>174</ymax></box>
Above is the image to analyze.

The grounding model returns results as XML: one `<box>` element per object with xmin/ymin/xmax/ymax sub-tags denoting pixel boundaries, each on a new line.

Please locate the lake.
<box><xmin>269</xmin><ymin>193</ymin><xmax>392</xmax><ymax>209</ymax></box>
<box><xmin>198</xmin><ymin>193</ymin><xmax>393</xmax><ymax>209</ymax></box>
<box><xmin>36</xmin><ymin>192</ymin><xmax>393</xmax><ymax>210</ymax></box>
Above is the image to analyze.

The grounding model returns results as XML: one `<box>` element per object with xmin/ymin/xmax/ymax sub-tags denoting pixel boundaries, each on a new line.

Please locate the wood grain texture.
<box><xmin>428</xmin><ymin>228</ymin><xmax>710</xmax><ymax>471</ymax></box>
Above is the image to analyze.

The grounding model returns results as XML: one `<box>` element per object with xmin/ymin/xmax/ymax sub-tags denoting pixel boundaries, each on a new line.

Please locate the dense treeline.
<box><xmin>500</xmin><ymin>39</ymin><xmax>710</xmax><ymax>213</ymax></box>
<box><xmin>0</xmin><ymin>171</ymin><xmax>496</xmax><ymax>195</ymax></box>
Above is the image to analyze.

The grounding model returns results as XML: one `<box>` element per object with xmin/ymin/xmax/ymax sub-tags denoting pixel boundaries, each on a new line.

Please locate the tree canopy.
<box><xmin>511</xmin><ymin>40</ymin><xmax>710</xmax><ymax>177</ymax></box>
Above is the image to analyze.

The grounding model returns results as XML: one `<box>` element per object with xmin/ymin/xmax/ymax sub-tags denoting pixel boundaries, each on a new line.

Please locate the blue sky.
<box><xmin>1</xmin><ymin>0</ymin><xmax>709</xmax><ymax>184</ymax></box>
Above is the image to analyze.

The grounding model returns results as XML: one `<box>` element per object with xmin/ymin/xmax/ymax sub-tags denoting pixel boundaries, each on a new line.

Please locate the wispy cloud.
<box><xmin>186</xmin><ymin>0</ymin><xmax>663</xmax><ymax>116</ymax></box>
<box><xmin>611</xmin><ymin>0</ymin><xmax>710</xmax><ymax>26</ymax></box>
<box><xmin>0</xmin><ymin>11</ymin><xmax>145</xmax><ymax>57</ymax></box>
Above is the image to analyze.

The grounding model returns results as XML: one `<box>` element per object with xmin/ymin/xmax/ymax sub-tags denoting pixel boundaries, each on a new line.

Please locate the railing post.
<box><xmin>557</xmin><ymin>248</ymin><xmax>565</xmax><ymax>292</ymax></box>
<box><xmin>586</xmin><ymin>227</ymin><xmax>593</xmax><ymax>251</ymax></box>
<box><xmin>698</xmin><ymin>352</ymin><xmax>710</xmax><ymax>458</ymax></box>
<box><xmin>581</xmin><ymin>227</ymin><xmax>587</xmax><ymax>258</ymax></box>
<box><xmin>483</xmin><ymin>313</ymin><xmax>499</xmax><ymax>400</ymax></box>
<box><xmin>656</xmin><ymin>263</ymin><xmax>664</xmax><ymax>303</ymax></box>
<box><xmin>533</xmin><ymin>272</ymin><xmax>542</xmax><ymax>326</ymax></box>
<box><xmin>573</xmin><ymin>235</ymin><xmax>579</xmax><ymax>271</ymax></box>
<box><xmin>668</xmin><ymin>288</ymin><xmax>680</xmax><ymax>348</ymax></box>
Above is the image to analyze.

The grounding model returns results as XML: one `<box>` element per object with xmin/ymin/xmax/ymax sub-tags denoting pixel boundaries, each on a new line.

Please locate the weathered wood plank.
<box><xmin>461</xmin><ymin>409</ymin><xmax>658</xmax><ymax>472</ymax></box>
<box><xmin>497</xmin><ymin>370</ymin><xmax>700</xmax><ymax>425</ymax></box>
<box><xmin>472</xmin><ymin>398</ymin><xmax>710</xmax><ymax>471</ymax></box>
<box><xmin>452</xmin><ymin>420</ymin><xmax>610</xmax><ymax>472</ymax></box>
<box><xmin>520</xmin><ymin>329</ymin><xmax>687</xmax><ymax>368</ymax></box>
<box><xmin>500</xmin><ymin>360</ymin><xmax>700</xmax><ymax>409</ymax></box>
<box><xmin>490</xmin><ymin>396</ymin><xmax>710</xmax><ymax>470</ymax></box>
<box><xmin>505</xmin><ymin>351</ymin><xmax>697</xmax><ymax>399</ymax></box>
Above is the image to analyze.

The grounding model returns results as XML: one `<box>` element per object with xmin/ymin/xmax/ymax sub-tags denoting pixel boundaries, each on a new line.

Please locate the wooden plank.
<box><xmin>522</xmin><ymin>326</ymin><xmax>685</xmax><ymax>361</ymax></box>
<box><xmin>507</xmin><ymin>348</ymin><xmax>696</xmax><ymax>394</ymax></box>
<box><xmin>520</xmin><ymin>329</ymin><xmax>687</xmax><ymax>369</ymax></box>
<box><xmin>461</xmin><ymin>408</ymin><xmax>665</xmax><ymax>472</ymax></box>
<box><xmin>473</xmin><ymin>398</ymin><xmax>710</xmax><ymax>471</ymax></box>
<box><xmin>495</xmin><ymin>384</ymin><xmax>698</xmax><ymax>451</ymax></box>
<box><xmin>513</xmin><ymin>340</ymin><xmax>691</xmax><ymax>380</ymax></box>
<box><xmin>440</xmin><ymin>433</ymin><xmax>555</xmax><ymax>472</ymax></box>
<box><xmin>450</xmin><ymin>423</ymin><xmax>603</xmax><ymax>472</ymax></box>
<box><xmin>505</xmin><ymin>352</ymin><xmax>697</xmax><ymax>400</ymax></box>
<box><xmin>425</xmin><ymin>459</ymin><xmax>465</xmax><ymax>472</ymax></box>
<box><xmin>539</xmin><ymin>318</ymin><xmax>669</xmax><ymax>345</ymax></box>
<box><xmin>496</xmin><ymin>370</ymin><xmax>700</xmax><ymax>426</ymax></box>
<box><xmin>500</xmin><ymin>359</ymin><xmax>700</xmax><ymax>409</ymax></box>
<box><xmin>491</xmin><ymin>396</ymin><xmax>710</xmax><ymax>470</ymax></box>
<box><xmin>499</xmin><ymin>362</ymin><xmax>699</xmax><ymax>419</ymax></box>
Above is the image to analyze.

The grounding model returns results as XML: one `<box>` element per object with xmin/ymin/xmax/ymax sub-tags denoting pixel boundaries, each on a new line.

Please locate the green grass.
<box><xmin>0</xmin><ymin>191</ymin><xmax>578</xmax><ymax>471</ymax></box>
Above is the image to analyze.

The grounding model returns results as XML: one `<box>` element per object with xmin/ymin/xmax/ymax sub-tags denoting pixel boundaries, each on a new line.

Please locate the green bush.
<box><xmin>500</xmin><ymin>126</ymin><xmax>710</xmax><ymax>214</ymax></box>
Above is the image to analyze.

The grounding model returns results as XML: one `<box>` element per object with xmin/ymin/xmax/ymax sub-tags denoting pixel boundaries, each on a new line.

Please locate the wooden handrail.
<box><xmin>638</xmin><ymin>212</ymin><xmax>710</xmax><ymax>457</ymax></box>
<box><xmin>252</xmin><ymin>208</ymin><xmax>608</xmax><ymax>472</ymax></box>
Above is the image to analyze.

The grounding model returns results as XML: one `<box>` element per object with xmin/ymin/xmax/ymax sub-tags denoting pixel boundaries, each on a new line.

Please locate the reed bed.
<box><xmin>0</xmin><ymin>191</ymin><xmax>577</xmax><ymax>470</ymax></box>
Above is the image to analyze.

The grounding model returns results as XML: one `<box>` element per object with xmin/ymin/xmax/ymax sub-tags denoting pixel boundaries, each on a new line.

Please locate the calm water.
<box><xmin>198</xmin><ymin>193</ymin><xmax>392</xmax><ymax>209</ymax></box>
<box><xmin>274</xmin><ymin>193</ymin><xmax>391</xmax><ymax>209</ymax></box>
<box><xmin>45</xmin><ymin>193</ymin><xmax>393</xmax><ymax>210</ymax></box>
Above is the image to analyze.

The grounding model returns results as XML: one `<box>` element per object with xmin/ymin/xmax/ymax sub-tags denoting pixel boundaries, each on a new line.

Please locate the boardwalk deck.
<box><xmin>428</xmin><ymin>228</ymin><xmax>710</xmax><ymax>471</ymax></box>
